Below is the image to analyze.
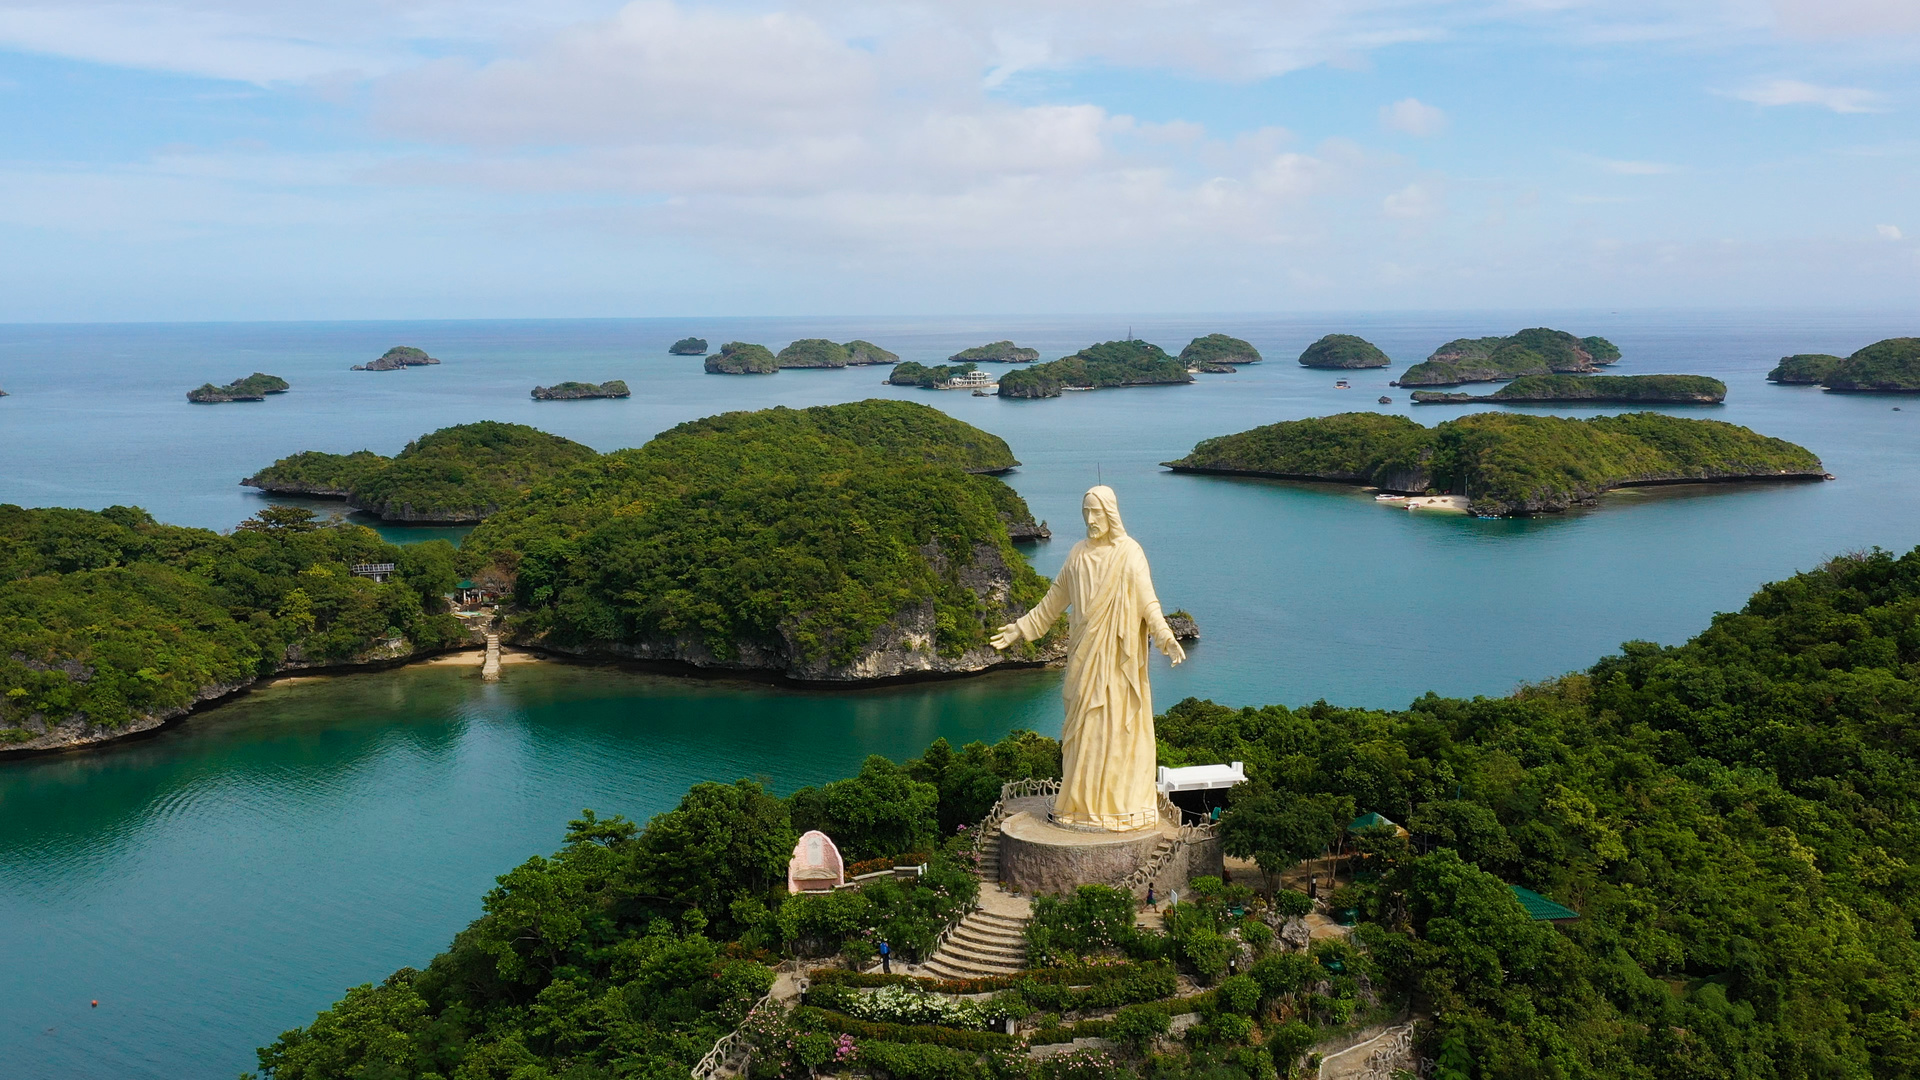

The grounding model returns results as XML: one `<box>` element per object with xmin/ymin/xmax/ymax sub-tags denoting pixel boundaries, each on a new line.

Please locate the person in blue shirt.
<box><xmin>878</xmin><ymin>939</ymin><xmax>891</xmax><ymax>974</ymax></box>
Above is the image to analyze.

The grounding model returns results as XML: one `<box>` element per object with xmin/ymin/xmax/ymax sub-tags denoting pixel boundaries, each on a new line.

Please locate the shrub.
<box><xmin>795</xmin><ymin>1007</ymin><xmax>1014</xmax><ymax>1052</ymax></box>
<box><xmin>857</xmin><ymin>1039</ymin><xmax>985</xmax><ymax>1080</ymax></box>
<box><xmin>1026</xmin><ymin>885</ymin><xmax>1138</xmax><ymax>965</ymax></box>
<box><xmin>1249</xmin><ymin>954</ymin><xmax>1320</xmax><ymax>1000</ymax></box>
<box><xmin>1267</xmin><ymin>1021</ymin><xmax>1316</xmax><ymax>1078</ymax></box>
<box><xmin>1110</xmin><ymin>1004</ymin><xmax>1172</xmax><ymax>1050</ymax></box>
<box><xmin>1179</xmin><ymin>927</ymin><xmax>1231</xmax><ymax>983</ymax></box>
<box><xmin>1214</xmin><ymin>974</ymin><xmax>1261</xmax><ymax>1016</ymax></box>
<box><xmin>1037</xmin><ymin>1047</ymin><xmax>1129</xmax><ymax>1080</ymax></box>
<box><xmin>1270</xmin><ymin>891</ymin><xmax>1313</xmax><ymax>920</ymax></box>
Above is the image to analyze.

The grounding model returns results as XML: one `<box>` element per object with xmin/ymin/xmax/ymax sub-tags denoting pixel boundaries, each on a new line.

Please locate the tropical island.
<box><xmin>779</xmin><ymin>339</ymin><xmax>853</xmax><ymax>368</ymax></box>
<box><xmin>1179</xmin><ymin>334</ymin><xmax>1261</xmax><ymax>373</ymax></box>
<box><xmin>186</xmin><ymin>372</ymin><xmax>290</xmax><ymax>403</ymax></box>
<box><xmin>1410</xmin><ymin>374</ymin><xmax>1726</xmax><ymax>405</ymax></box>
<box><xmin>950</xmin><ymin>341</ymin><xmax>1041</xmax><ymax>363</ymax></box>
<box><xmin>998</xmin><ymin>340</ymin><xmax>1193</xmax><ymax>398</ymax></box>
<box><xmin>6</xmin><ymin>402</ymin><xmax>1062</xmax><ymax>751</ymax></box>
<box><xmin>1396</xmin><ymin>329</ymin><xmax>1620</xmax><ymax>387</ymax></box>
<box><xmin>1296</xmin><ymin>334</ymin><xmax>1389</xmax><ymax>369</ymax></box>
<box><xmin>243</xmin><ymin>421</ymin><xmax>600</xmax><ymax>522</ymax></box>
<box><xmin>255</xmin><ymin>546</ymin><xmax>1920</xmax><ymax>1080</ymax></box>
<box><xmin>1163</xmin><ymin>411</ymin><xmax>1824</xmax><ymax>515</ymax></box>
<box><xmin>1765</xmin><ymin>353</ymin><xmax>1843</xmax><ymax>384</ymax></box>
<box><xmin>845</xmin><ymin>340</ymin><xmax>900</xmax><ymax>365</ymax></box>
<box><xmin>705</xmin><ymin>341</ymin><xmax>781</xmax><ymax>375</ymax></box>
<box><xmin>1768</xmin><ymin>337</ymin><xmax>1920</xmax><ymax>392</ymax></box>
<box><xmin>531</xmin><ymin>380</ymin><xmax>630</xmax><ymax>400</ymax></box>
<box><xmin>352</xmin><ymin>346</ymin><xmax>441</xmax><ymax>371</ymax></box>
<box><xmin>670</xmin><ymin>337</ymin><xmax>709</xmax><ymax>355</ymax></box>
<box><xmin>463</xmin><ymin>401</ymin><xmax>1058</xmax><ymax>680</ymax></box>
<box><xmin>889</xmin><ymin>361</ymin><xmax>979</xmax><ymax>388</ymax></box>
<box><xmin>0</xmin><ymin>502</ymin><xmax>469</xmax><ymax>751</ymax></box>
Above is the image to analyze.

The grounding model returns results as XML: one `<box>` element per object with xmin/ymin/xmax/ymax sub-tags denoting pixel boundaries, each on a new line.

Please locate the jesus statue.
<box><xmin>991</xmin><ymin>485</ymin><xmax>1185</xmax><ymax>831</ymax></box>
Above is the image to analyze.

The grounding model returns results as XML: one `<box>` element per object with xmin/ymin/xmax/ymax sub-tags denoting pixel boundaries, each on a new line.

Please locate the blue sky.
<box><xmin>0</xmin><ymin>0</ymin><xmax>1915</xmax><ymax>320</ymax></box>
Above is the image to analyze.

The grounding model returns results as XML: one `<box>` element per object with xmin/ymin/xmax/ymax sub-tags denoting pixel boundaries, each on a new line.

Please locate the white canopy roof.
<box><xmin>1156</xmin><ymin>761</ymin><xmax>1246</xmax><ymax>793</ymax></box>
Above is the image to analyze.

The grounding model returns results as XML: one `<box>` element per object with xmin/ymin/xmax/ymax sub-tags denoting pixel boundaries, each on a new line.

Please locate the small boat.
<box><xmin>1335</xmin><ymin>379</ymin><xmax>1350</xmax><ymax>389</ymax></box>
<box><xmin>1374</xmin><ymin>493</ymin><xmax>1406</xmax><ymax>502</ymax></box>
<box><xmin>1378</xmin><ymin>396</ymin><xmax>1393</xmax><ymax>404</ymax></box>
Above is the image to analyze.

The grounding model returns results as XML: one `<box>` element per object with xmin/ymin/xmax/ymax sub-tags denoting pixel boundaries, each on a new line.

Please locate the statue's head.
<box><xmin>1082</xmin><ymin>485</ymin><xmax>1124</xmax><ymax>542</ymax></box>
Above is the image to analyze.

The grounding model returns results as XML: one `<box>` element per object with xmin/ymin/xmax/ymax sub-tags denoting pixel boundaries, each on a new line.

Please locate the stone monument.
<box><xmin>989</xmin><ymin>485</ymin><xmax>1221</xmax><ymax>896</ymax></box>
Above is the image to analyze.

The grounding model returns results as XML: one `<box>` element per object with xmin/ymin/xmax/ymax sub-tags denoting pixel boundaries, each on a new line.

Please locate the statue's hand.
<box><xmin>990</xmin><ymin>623</ymin><xmax>1024</xmax><ymax>651</ymax></box>
<box><xmin>1154</xmin><ymin>625</ymin><xmax>1187</xmax><ymax>666</ymax></box>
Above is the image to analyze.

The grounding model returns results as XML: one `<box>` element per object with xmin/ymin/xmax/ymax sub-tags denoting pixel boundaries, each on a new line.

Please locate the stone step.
<box><xmin>971</xmin><ymin>910</ymin><xmax>1026</xmax><ymax>929</ymax></box>
<box><xmin>923</xmin><ymin>952</ymin><xmax>1024</xmax><ymax>980</ymax></box>
<box><xmin>952</xmin><ymin>916</ymin><xmax>1025</xmax><ymax>943</ymax></box>
<box><xmin>948</xmin><ymin>930</ymin><xmax>1026</xmax><ymax>960</ymax></box>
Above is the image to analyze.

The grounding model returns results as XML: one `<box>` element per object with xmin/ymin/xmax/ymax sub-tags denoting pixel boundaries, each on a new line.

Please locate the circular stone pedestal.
<box><xmin>998</xmin><ymin>811</ymin><xmax>1175</xmax><ymax>897</ymax></box>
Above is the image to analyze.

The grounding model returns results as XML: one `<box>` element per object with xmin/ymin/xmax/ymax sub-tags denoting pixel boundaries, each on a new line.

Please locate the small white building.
<box><xmin>1157</xmin><ymin>762</ymin><xmax>1246</xmax><ymax>824</ymax></box>
<box><xmin>945</xmin><ymin>370</ymin><xmax>993</xmax><ymax>389</ymax></box>
<box><xmin>787</xmin><ymin>830</ymin><xmax>845</xmax><ymax>893</ymax></box>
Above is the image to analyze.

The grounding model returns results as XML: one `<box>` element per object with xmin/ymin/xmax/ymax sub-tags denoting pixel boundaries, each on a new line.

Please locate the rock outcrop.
<box><xmin>777</xmin><ymin>339</ymin><xmax>850</xmax><ymax>368</ymax></box>
<box><xmin>843</xmin><ymin>339</ymin><xmax>900</xmax><ymax>365</ymax></box>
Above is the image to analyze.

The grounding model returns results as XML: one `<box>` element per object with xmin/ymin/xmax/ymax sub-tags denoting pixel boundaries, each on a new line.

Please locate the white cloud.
<box><xmin>1879</xmin><ymin>224</ymin><xmax>1904</xmax><ymax>239</ymax></box>
<box><xmin>1382</xmin><ymin>182</ymin><xmax>1438</xmax><ymax>218</ymax></box>
<box><xmin>1728</xmin><ymin>78</ymin><xmax>1886</xmax><ymax>113</ymax></box>
<box><xmin>1773</xmin><ymin>0</ymin><xmax>1920</xmax><ymax>38</ymax></box>
<box><xmin>1379</xmin><ymin>97</ymin><xmax>1447</xmax><ymax>136</ymax></box>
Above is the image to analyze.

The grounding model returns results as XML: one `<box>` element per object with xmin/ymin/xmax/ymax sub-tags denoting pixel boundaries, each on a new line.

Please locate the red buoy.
<box><xmin>91</xmin><ymin>1000</ymin><xmax>98</xmax><ymax>1008</ymax></box>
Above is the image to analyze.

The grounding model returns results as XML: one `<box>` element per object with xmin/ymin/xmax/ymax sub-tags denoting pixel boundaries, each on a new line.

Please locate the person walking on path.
<box><xmin>878</xmin><ymin>940</ymin><xmax>891</xmax><ymax>974</ymax></box>
<box><xmin>1146</xmin><ymin>884</ymin><xmax>1156</xmax><ymax>911</ymax></box>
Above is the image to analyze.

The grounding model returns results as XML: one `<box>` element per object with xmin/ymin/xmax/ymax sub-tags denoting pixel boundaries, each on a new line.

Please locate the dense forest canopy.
<box><xmin>262</xmin><ymin>548</ymin><xmax>1920</xmax><ymax>1080</ymax></box>
<box><xmin>1413</xmin><ymin>374</ymin><xmax>1727</xmax><ymax>405</ymax></box>
<box><xmin>1178</xmin><ymin>334</ymin><xmax>1262</xmax><ymax>367</ymax></box>
<box><xmin>463</xmin><ymin>400</ymin><xmax>1049</xmax><ymax>667</ymax></box>
<box><xmin>888</xmin><ymin>361</ymin><xmax>977</xmax><ymax>388</ymax></box>
<box><xmin>998</xmin><ymin>340</ymin><xmax>1192</xmax><ymax>398</ymax></box>
<box><xmin>705</xmin><ymin>342</ymin><xmax>780</xmax><ymax>375</ymax></box>
<box><xmin>249</xmin><ymin>422</ymin><xmax>601</xmax><ymax>523</ymax></box>
<box><xmin>1824</xmin><ymin>338</ymin><xmax>1920</xmax><ymax>392</ymax></box>
<box><xmin>1768</xmin><ymin>354</ymin><xmax>1845</xmax><ymax>385</ymax></box>
<box><xmin>778</xmin><ymin>339</ymin><xmax>852</xmax><ymax>369</ymax></box>
<box><xmin>1295</xmin><ymin>334</ymin><xmax>1389</xmax><ymax>369</ymax></box>
<box><xmin>1167</xmin><ymin>411</ymin><xmax>1824</xmax><ymax>515</ymax></box>
<box><xmin>1401</xmin><ymin>329</ymin><xmax>1619</xmax><ymax>386</ymax></box>
<box><xmin>0</xmin><ymin>504</ymin><xmax>465</xmax><ymax>741</ymax></box>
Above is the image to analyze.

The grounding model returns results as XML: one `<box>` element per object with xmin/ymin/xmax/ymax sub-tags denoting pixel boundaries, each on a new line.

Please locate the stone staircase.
<box><xmin>921</xmin><ymin>908</ymin><xmax>1029</xmax><ymax>981</ymax></box>
<box><xmin>974</xmin><ymin>827</ymin><xmax>1003</xmax><ymax>883</ymax></box>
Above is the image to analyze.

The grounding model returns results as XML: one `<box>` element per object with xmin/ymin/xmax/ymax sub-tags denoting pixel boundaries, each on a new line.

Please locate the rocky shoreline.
<box><xmin>0</xmin><ymin>637</ymin><xmax>478</xmax><ymax>756</ymax></box>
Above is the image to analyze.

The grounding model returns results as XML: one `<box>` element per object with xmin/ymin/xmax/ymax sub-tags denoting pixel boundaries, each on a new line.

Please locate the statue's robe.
<box><xmin>1013</xmin><ymin>527</ymin><xmax>1169</xmax><ymax>830</ymax></box>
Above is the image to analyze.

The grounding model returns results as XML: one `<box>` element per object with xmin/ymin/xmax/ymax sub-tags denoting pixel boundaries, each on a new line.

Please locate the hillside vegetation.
<box><xmin>669</xmin><ymin>337</ymin><xmax>708</xmax><ymax>355</ymax></box>
<box><xmin>1411</xmin><ymin>374</ymin><xmax>1726</xmax><ymax>405</ymax></box>
<box><xmin>1400</xmin><ymin>328</ymin><xmax>1619</xmax><ymax>386</ymax></box>
<box><xmin>0</xmin><ymin>504</ymin><xmax>466</xmax><ymax>747</ymax></box>
<box><xmin>262</xmin><ymin>547</ymin><xmax>1920</xmax><ymax>1080</ymax></box>
<box><xmin>188</xmin><ymin>372</ymin><xmax>289</xmax><ymax>402</ymax></box>
<box><xmin>705</xmin><ymin>342</ymin><xmax>780</xmax><ymax>375</ymax></box>
<box><xmin>997</xmin><ymin>340</ymin><xmax>1192</xmax><ymax>398</ymax></box>
<box><xmin>950</xmin><ymin>341</ymin><xmax>1040</xmax><ymax>363</ymax></box>
<box><xmin>889</xmin><ymin>361</ymin><xmax>978</xmax><ymax>388</ymax></box>
<box><xmin>844</xmin><ymin>340</ymin><xmax>900</xmax><ymax>365</ymax></box>
<box><xmin>1166</xmin><ymin>411</ymin><xmax>1823</xmax><ymax>514</ymax></box>
<box><xmin>778</xmin><ymin>339</ymin><xmax>851</xmax><ymax>369</ymax></box>
<box><xmin>1297</xmin><ymin>334</ymin><xmax>1390</xmax><ymax>369</ymax></box>
<box><xmin>464</xmin><ymin>400</ymin><xmax>1053</xmax><ymax>677</ymax></box>
<box><xmin>244</xmin><ymin>422</ymin><xmax>599</xmax><ymax>522</ymax></box>
<box><xmin>1179</xmin><ymin>334</ymin><xmax>1262</xmax><ymax>369</ymax></box>
<box><xmin>1823</xmin><ymin>337</ymin><xmax>1920</xmax><ymax>392</ymax></box>
<box><xmin>1767</xmin><ymin>354</ymin><xmax>1845</xmax><ymax>384</ymax></box>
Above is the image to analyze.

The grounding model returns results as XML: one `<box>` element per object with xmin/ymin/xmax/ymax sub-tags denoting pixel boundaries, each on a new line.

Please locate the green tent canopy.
<box><xmin>1349</xmin><ymin>812</ymin><xmax>1398</xmax><ymax>832</ymax></box>
<box><xmin>1509</xmin><ymin>885</ymin><xmax>1579</xmax><ymax>922</ymax></box>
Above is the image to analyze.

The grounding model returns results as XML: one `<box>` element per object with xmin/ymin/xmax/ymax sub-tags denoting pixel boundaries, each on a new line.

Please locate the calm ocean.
<box><xmin>1</xmin><ymin>311</ymin><xmax>1916</xmax><ymax>1078</ymax></box>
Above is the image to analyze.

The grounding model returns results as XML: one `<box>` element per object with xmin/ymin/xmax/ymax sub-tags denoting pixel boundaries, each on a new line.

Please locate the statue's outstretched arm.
<box><xmin>1146</xmin><ymin>600</ymin><xmax>1186</xmax><ymax>666</ymax></box>
<box><xmin>992</xmin><ymin>575</ymin><xmax>1069</xmax><ymax>651</ymax></box>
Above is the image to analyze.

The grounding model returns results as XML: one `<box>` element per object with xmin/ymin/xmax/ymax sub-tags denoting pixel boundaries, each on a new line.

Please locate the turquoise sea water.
<box><xmin>2</xmin><ymin>312</ymin><xmax>1917</xmax><ymax>1077</ymax></box>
